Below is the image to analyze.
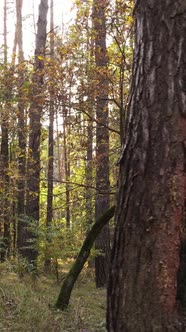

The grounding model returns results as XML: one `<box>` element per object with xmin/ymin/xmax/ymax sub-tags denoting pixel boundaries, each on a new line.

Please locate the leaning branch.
<box><xmin>55</xmin><ymin>205</ymin><xmax>115</xmax><ymax>310</ymax></box>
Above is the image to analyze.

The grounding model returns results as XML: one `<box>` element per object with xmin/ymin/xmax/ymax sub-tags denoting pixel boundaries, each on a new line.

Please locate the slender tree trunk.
<box><xmin>45</xmin><ymin>0</ymin><xmax>54</xmax><ymax>269</ymax></box>
<box><xmin>107</xmin><ymin>1</ymin><xmax>186</xmax><ymax>330</ymax></box>
<box><xmin>25</xmin><ymin>0</ymin><xmax>48</xmax><ymax>263</ymax></box>
<box><xmin>85</xmin><ymin>19</ymin><xmax>94</xmax><ymax>228</ymax></box>
<box><xmin>85</xmin><ymin>25</ymin><xmax>95</xmax><ymax>267</ymax></box>
<box><xmin>16</xmin><ymin>0</ymin><xmax>27</xmax><ymax>256</ymax></box>
<box><xmin>93</xmin><ymin>0</ymin><xmax>110</xmax><ymax>288</ymax></box>
<box><xmin>0</xmin><ymin>123</ymin><xmax>10</xmax><ymax>261</ymax></box>
<box><xmin>0</xmin><ymin>0</ymin><xmax>10</xmax><ymax>261</ymax></box>
<box><xmin>114</xmin><ymin>0</ymin><xmax>133</xmax><ymax>142</ymax></box>
<box><xmin>55</xmin><ymin>111</ymin><xmax>62</xmax><ymax>181</ymax></box>
<box><xmin>55</xmin><ymin>110</ymin><xmax>64</xmax><ymax>181</ymax></box>
<box><xmin>85</xmin><ymin>117</ymin><xmax>93</xmax><ymax>225</ymax></box>
<box><xmin>63</xmin><ymin>113</ymin><xmax>70</xmax><ymax>228</ymax></box>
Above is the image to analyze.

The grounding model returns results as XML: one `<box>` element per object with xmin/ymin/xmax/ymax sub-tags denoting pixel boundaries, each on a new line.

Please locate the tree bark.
<box><xmin>85</xmin><ymin>17</ymin><xmax>94</xmax><ymax>230</ymax></box>
<box><xmin>63</xmin><ymin>112</ymin><xmax>71</xmax><ymax>228</ymax></box>
<box><xmin>25</xmin><ymin>0</ymin><xmax>48</xmax><ymax>263</ymax></box>
<box><xmin>16</xmin><ymin>0</ymin><xmax>27</xmax><ymax>256</ymax></box>
<box><xmin>44</xmin><ymin>0</ymin><xmax>54</xmax><ymax>270</ymax></box>
<box><xmin>0</xmin><ymin>0</ymin><xmax>10</xmax><ymax>261</ymax></box>
<box><xmin>107</xmin><ymin>1</ymin><xmax>186</xmax><ymax>331</ymax></box>
<box><xmin>93</xmin><ymin>0</ymin><xmax>110</xmax><ymax>288</ymax></box>
<box><xmin>55</xmin><ymin>206</ymin><xmax>115</xmax><ymax>310</ymax></box>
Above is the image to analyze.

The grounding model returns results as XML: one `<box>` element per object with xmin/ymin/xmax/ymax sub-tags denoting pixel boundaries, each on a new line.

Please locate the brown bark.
<box><xmin>25</xmin><ymin>0</ymin><xmax>48</xmax><ymax>263</ymax></box>
<box><xmin>93</xmin><ymin>0</ymin><xmax>110</xmax><ymax>288</ymax></box>
<box><xmin>63</xmin><ymin>113</ymin><xmax>70</xmax><ymax>228</ymax></box>
<box><xmin>45</xmin><ymin>0</ymin><xmax>54</xmax><ymax>269</ymax></box>
<box><xmin>0</xmin><ymin>0</ymin><xmax>10</xmax><ymax>261</ymax></box>
<box><xmin>16</xmin><ymin>0</ymin><xmax>27</xmax><ymax>255</ymax></box>
<box><xmin>107</xmin><ymin>1</ymin><xmax>186</xmax><ymax>331</ymax></box>
<box><xmin>85</xmin><ymin>20</ymin><xmax>94</xmax><ymax>227</ymax></box>
<box><xmin>55</xmin><ymin>113</ymin><xmax>62</xmax><ymax>182</ymax></box>
<box><xmin>85</xmin><ymin>116</ymin><xmax>93</xmax><ymax>225</ymax></box>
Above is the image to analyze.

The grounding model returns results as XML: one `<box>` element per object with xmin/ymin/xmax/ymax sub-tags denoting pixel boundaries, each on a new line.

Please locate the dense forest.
<box><xmin>1</xmin><ymin>0</ymin><xmax>186</xmax><ymax>331</ymax></box>
<box><xmin>0</xmin><ymin>0</ymin><xmax>132</xmax><ymax>330</ymax></box>
<box><xmin>0</xmin><ymin>0</ymin><xmax>132</xmax><ymax>272</ymax></box>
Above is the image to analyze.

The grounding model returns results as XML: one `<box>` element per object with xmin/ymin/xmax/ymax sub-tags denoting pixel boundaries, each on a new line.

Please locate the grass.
<box><xmin>0</xmin><ymin>264</ymin><xmax>106</xmax><ymax>332</ymax></box>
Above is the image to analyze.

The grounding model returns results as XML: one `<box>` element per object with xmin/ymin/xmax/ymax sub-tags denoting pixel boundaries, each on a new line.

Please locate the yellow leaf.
<box><xmin>37</xmin><ymin>55</ymin><xmax>44</xmax><ymax>60</ymax></box>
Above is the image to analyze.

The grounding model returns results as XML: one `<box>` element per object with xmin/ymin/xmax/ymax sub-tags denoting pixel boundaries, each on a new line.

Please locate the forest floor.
<box><xmin>0</xmin><ymin>263</ymin><xmax>106</xmax><ymax>332</ymax></box>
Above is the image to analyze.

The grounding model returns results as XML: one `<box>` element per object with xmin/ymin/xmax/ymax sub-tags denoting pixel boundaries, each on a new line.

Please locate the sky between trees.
<box><xmin>0</xmin><ymin>0</ymin><xmax>74</xmax><ymax>58</ymax></box>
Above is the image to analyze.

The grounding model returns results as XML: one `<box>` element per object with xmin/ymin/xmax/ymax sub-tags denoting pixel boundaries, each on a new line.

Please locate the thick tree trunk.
<box><xmin>55</xmin><ymin>206</ymin><xmax>115</xmax><ymax>310</ymax></box>
<box><xmin>107</xmin><ymin>1</ymin><xmax>186</xmax><ymax>331</ymax></box>
<box><xmin>93</xmin><ymin>0</ymin><xmax>110</xmax><ymax>288</ymax></box>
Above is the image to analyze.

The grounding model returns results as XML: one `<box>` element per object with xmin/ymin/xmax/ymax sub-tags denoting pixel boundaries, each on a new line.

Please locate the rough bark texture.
<box><xmin>25</xmin><ymin>0</ymin><xmax>48</xmax><ymax>263</ymax></box>
<box><xmin>107</xmin><ymin>1</ymin><xmax>186</xmax><ymax>331</ymax></box>
<box><xmin>93</xmin><ymin>0</ymin><xmax>110</xmax><ymax>288</ymax></box>
<box><xmin>55</xmin><ymin>206</ymin><xmax>115</xmax><ymax>310</ymax></box>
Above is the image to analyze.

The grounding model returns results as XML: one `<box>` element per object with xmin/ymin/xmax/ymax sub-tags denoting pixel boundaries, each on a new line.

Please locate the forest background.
<box><xmin>0</xmin><ymin>0</ymin><xmax>133</xmax><ymax>331</ymax></box>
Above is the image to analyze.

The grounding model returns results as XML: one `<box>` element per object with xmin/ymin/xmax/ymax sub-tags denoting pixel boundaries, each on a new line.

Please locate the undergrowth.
<box><xmin>0</xmin><ymin>263</ymin><xmax>106</xmax><ymax>332</ymax></box>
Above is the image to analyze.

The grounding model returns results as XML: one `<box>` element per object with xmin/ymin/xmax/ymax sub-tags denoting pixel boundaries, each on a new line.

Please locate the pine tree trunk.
<box><xmin>63</xmin><ymin>113</ymin><xmax>70</xmax><ymax>228</ymax></box>
<box><xmin>85</xmin><ymin>116</ymin><xmax>93</xmax><ymax>224</ymax></box>
<box><xmin>107</xmin><ymin>1</ymin><xmax>186</xmax><ymax>330</ymax></box>
<box><xmin>93</xmin><ymin>0</ymin><xmax>110</xmax><ymax>288</ymax></box>
<box><xmin>85</xmin><ymin>22</ymin><xmax>94</xmax><ymax>228</ymax></box>
<box><xmin>16</xmin><ymin>0</ymin><xmax>27</xmax><ymax>256</ymax></box>
<box><xmin>25</xmin><ymin>0</ymin><xmax>48</xmax><ymax>263</ymax></box>
<box><xmin>0</xmin><ymin>0</ymin><xmax>10</xmax><ymax>261</ymax></box>
<box><xmin>45</xmin><ymin>0</ymin><xmax>54</xmax><ymax>269</ymax></box>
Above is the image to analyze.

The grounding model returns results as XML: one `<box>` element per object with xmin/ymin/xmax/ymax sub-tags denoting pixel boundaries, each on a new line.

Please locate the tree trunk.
<box><xmin>85</xmin><ymin>19</ymin><xmax>94</xmax><ymax>228</ymax></box>
<box><xmin>107</xmin><ymin>1</ymin><xmax>186</xmax><ymax>331</ymax></box>
<box><xmin>85</xmin><ymin>117</ymin><xmax>93</xmax><ymax>225</ymax></box>
<box><xmin>45</xmin><ymin>0</ymin><xmax>54</xmax><ymax>270</ymax></box>
<box><xmin>93</xmin><ymin>0</ymin><xmax>110</xmax><ymax>288</ymax></box>
<box><xmin>16</xmin><ymin>0</ymin><xmax>27</xmax><ymax>256</ymax></box>
<box><xmin>55</xmin><ymin>206</ymin><xmax>115</xmax><ymax>310</ymax></box>
<box><xmin>55</xmin><ymin>110</ymin><xmax>63</xmax><ymax>182</ymax></box>
<box><xmin>0</xmin><ymin>0</ymin><xmax>10</xmax><ymax>261</ymax></box>
<box><xmin>63</xmin><ymin>112</ymin><xmax>70</xmax><ymax>228</ymax></box>
<box><xmin>25</xmin><ymin>0</ymin><xmax>48</xmax><ymax>263</ymax></box>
